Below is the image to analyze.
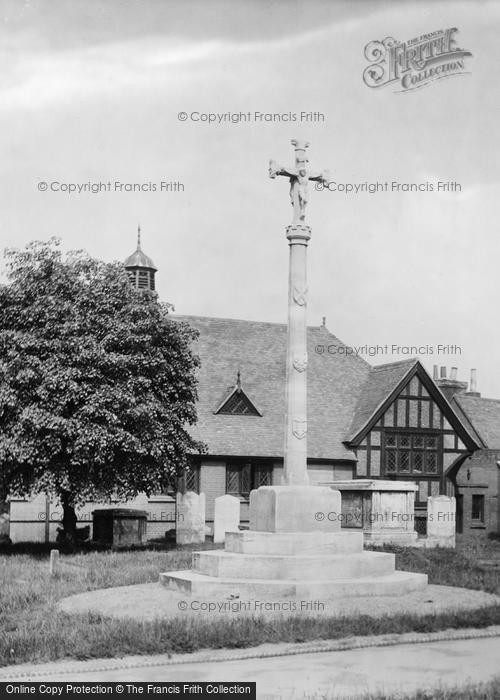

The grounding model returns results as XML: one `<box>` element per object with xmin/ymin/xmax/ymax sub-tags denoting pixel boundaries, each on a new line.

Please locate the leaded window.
<box><xmin>226</xmin><ymin>461</ymin><xmax>272</xmax><ymax>497</ymax></box>
<box><xmin>218</xmin><ymin>392</ymin><xmax>260</xmax><ymax>416</ymax></box>
<box><xmin>383</xmin><ymin>432</ymin><xmax>440</xmax><ymax>476</ymax></box>
<box><xmin>185</xmin><ymin>465</ymin><xmax>200</xmax><ymax>492</ymax></box>
<box><xmin>160</xmin><ymin>464</ymin><xmax>200</xmax><ymax>494</ymax></box>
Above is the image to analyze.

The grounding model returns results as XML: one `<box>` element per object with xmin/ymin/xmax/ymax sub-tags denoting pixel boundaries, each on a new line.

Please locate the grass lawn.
<box><xmin>358</xmin><ymin>675</ymin><xmax>500</xmax><ymax>699</ymax></box>
<box><xmin>0</xmin><ymin>538</ymin><xmax>499</xmax><ymax>668</ymax></box>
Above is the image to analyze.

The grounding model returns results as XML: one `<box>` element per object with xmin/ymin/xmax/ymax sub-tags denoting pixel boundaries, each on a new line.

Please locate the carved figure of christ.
<box><xmin>269</xmin><ymin>140</ymin><xmax>329</xmax><ymax>224</ymax></box>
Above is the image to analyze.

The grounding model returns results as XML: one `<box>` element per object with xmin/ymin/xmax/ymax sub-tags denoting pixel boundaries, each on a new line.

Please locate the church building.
<box><xmin>123</xmin><ymin>236</ymin><xmax>499</xmax><ymax>540</ymax></box>
<box><xmin>6</xmin><ymin>235</ymin><xmax>499</xmax><ymax>542</ymax></box>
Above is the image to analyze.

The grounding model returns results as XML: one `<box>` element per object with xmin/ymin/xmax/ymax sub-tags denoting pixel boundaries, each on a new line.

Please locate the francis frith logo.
<box><xmin>363</xmin><ymin>28</ymin><xmax>472</xmax><ymax>92</ymax></box>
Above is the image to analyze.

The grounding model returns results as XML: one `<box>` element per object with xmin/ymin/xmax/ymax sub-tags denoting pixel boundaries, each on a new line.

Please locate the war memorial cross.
<box><xmin>269</xmin><ymin>140</ymin><xmax>330</xmax><ymax>485</ymax></box>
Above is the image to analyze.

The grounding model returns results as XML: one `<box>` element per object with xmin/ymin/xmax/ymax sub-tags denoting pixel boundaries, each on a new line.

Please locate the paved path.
<box><xmin>2</xmin><ymin>630</ymin><xmax>500</xmax><ymax>699</ymax></box>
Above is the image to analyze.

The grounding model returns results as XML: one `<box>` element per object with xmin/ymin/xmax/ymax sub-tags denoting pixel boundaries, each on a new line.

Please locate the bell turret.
<box><xmin>124</xmin><ymin>225</ymin><xmax>157</xmax><ymax>291</ymax></box>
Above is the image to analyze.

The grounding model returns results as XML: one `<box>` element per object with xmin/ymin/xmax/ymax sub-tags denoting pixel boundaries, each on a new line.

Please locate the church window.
<box><xmin>160</xmin><ymin>464</ymin><xmax>200</xmax><ymax>495</ymax></box>
<box><xmin>386</xmin><ymin>450</ymin><xmax>396</xmax><ymax>472</ymax></box>
<box><xmin>383</xmin><ymin>432</ymin><xmax>440</xmax><ymax>476</ymax></box>
<box><xmin>426</xmin><ymin>435</ymin><xmax>437</xmax><ymax>449</ymax></box>
<box><xmin>413</xmin><ymin>453</ymin><xmax>423</xmax><ymax>473</ymax></box>
<box><xmin>386</xmin><ymin>434</ymin><xmax>396</xmax><ymax>447</ymax></box>
<box><xmin>226</xmin><ymin>461</ymin><xmax>272</xmax><ymax>497</ymax></box>
<box><xmin>399</xmin><ymin>451</ymin><xmax>410</xmax><ymax>472</ymax></box>
<box><xmin>254</xmin><ymin>464</ymin><xmax>273</xmax><ymax>488</ymax></box>
<box><xmin>217</xmin><ymin>391</ymin><xmax>260</xmax><ymax>416</ymax></box>
<box><xmin>185</xmin><ymin>465</ymin><xmax>200</xmax><ymax>492</ymax></box>
<box><xmin>426</xmin><ymin>453</ymin><xmax>437</xmax><ymax>473</ymax></box>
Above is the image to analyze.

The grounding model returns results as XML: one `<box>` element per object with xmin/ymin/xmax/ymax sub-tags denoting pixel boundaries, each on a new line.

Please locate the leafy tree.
<box><xmin>0</xmin><ymin>238</ymin><xmax>205</xmax><ymax>543</ymax></box>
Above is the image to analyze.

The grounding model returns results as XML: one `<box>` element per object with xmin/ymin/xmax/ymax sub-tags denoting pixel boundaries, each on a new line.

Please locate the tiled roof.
<box><xmin>172</xmin><ymin>315</ymin><xmax>371</xmax><ymax>461</ymax></box>
<box><xmin>452</xmin><ymin>395</ymin><xmax>500</xmax><ymax>448</ymax></box>
<box><xmin>346</xmin><ymin>359</ymin><xmax>418</xmax><ymax>442</ymax></box>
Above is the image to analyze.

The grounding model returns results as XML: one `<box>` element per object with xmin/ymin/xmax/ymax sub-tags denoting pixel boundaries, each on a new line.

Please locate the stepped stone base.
<box><xmin>160</xmin><ymin>570</ymin><xmax>427</xmax><ymax>597</ymax></box>
<box><xmin>192</xmin><ymin>549</ymin><xmax>396</xmax><ymax>580</ymax></box>
<box><xmin>225</xmin><ymin>530</ymin><xmax>364</xmax><ymax>555</ymax></box>
<box><xmin>159</xmin><ymin>486</ymin><xmax>429</xmax><ymax>601</ymax></box>
<box><xmin>363</xmin><ymin>530</ymin><xmax>419</xmax><ymax>546</ymax></box>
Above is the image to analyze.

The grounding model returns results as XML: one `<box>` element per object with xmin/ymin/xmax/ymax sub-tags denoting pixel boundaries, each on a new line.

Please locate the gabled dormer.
<box><xmin>214</xmin><ymin>371</ymin><xmax>262</xmax><ymax>416</ymax></box>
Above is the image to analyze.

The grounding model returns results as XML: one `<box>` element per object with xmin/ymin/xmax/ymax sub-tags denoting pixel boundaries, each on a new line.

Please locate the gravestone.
<box><xmin>213</xmin><ymin>495</ymin><xmax>240</xmax><ymax>543</ymax></box>
<box><xmin>320</xmin><ymin>479</ymin><xmax>418</xmax><ymax>545</ymax></box>
<box><xmin>176</xmin><ymin>491</ymin><xmax>206</xmax><ymax>545</ymax></box>
<box><xmin>426</xmin><ymin>495</ymin><xmax>456</xmax><ymax>547</ymax></box>
<box><xmin>92</xmin><ymin>508</ymin><xmax>147</xmax><ymax>548</ymax></box>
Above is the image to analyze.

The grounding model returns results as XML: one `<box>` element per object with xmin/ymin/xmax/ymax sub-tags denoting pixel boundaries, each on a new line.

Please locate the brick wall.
<box><xmin>456</xmin><ymin>449</ymin><xmax>500</xmax><ymax>536</ymax></box>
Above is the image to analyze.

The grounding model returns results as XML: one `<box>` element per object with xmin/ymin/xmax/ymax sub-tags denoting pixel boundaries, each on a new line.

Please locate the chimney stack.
<box><xmin>470</xmin><ymin>369</ymin><xmax>477</xmax><ymax>392</ymax></box>
<box><xmin>433</xmin><ymin>365</ymin><xmax>439</xmax><ymax>380</ymax></box>
<box><xmin>465</xmin><ymin>368</ymin><xmax>481</xmax><ymax>397</ymax></box>
<box><xmin>435</xmin><ymin>365</ymin><xmax>468</xmax><ymax>402</ymax></box>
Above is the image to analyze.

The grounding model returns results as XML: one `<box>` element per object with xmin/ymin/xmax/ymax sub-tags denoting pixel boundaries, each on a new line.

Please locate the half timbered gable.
<box><xmin>346</xmin><ymin>361</ymin><xmax>478</xmax><ymax>511</ymax></box>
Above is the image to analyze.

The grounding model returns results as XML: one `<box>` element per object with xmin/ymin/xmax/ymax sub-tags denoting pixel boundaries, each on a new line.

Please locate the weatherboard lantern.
<box><xmin>124</xmin><ymin>225</ymin><xmax>158</xmax><ymax>291</ymax></box>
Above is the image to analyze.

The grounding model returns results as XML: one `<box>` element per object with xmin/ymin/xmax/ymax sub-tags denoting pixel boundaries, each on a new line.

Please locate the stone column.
<box><xmin>283</xmin><ymin>224</ymin><xmax>311</xmax><ymax>485</ymax></box>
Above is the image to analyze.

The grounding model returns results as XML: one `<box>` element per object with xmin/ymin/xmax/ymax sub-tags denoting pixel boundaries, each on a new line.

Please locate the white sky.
<box><xmin>1</xmin><ymin>0</ymin><xmax>499</xmax><ymax>397</ymax></box>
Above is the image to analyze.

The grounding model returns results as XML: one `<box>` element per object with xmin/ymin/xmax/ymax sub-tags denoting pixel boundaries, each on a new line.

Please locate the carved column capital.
<box><xmin>286</xmin><ymin>224</ymin><xmax>312</xmax><ymax>243</ymax></box>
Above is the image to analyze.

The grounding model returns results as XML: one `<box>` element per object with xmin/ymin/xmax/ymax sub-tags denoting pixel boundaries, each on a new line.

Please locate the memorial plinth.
<box><xmin>160</xmin><ymin>486</ymin><xmax>427</xmax><ymax>597</ymax></box>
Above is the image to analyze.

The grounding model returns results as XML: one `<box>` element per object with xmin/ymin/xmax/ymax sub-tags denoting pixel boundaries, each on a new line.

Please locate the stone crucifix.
<box><xmin>269</xmin><ymin>139</ymin><xmax>330</xmax><ymax>224</ymax></box>
<box><xmin>269</xmin><ymin>140</ymin><xmax>330</xmax><ymax>486</ymax></box>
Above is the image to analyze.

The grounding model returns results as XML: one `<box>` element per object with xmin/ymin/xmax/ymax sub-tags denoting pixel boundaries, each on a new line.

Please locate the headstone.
<box><xmin>213</xmin><ymin>495</ymin><xmax>240</xmax><ymax>543</ymax></box>
<box><xmin>132</xmin><ymin>493</ymin><xmax>149</xmax><ymax>509</ymax></box>
<box><xmin>426</xmin><ymin>495</ymin><xmax>456</xmax><ymax>547</ymax></box>
<box><xmin>176</xmin><ymin>491</ymin><xmax>206</xmax><ymax>545</ymax></box>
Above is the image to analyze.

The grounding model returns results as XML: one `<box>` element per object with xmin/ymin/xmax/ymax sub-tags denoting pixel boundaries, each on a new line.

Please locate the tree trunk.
<box><xmin>60</xmin><ymin>490</ymin><xmax>77</xmax><ymax>546</ymax></box>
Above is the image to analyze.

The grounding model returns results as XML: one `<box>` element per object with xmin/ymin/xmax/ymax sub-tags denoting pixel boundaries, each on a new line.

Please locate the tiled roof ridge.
<box><xmin>173</xmin><ymin>313</ymin><xmax>335</xmax><ymax>331</ymax></box>
<box><xmin>371</xmin><ymin>358</ymin><xmax>419</xmax><ymax>371</ymax></box>
<box><xmin>455</xmin><ymin>394</ymin><xmax>500</xmax><ymax>406</ymax></box>
<box><xmin>173</xmin><ymin>314</ymin><xmax>371</xmax><ymax>367</ymax></box>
